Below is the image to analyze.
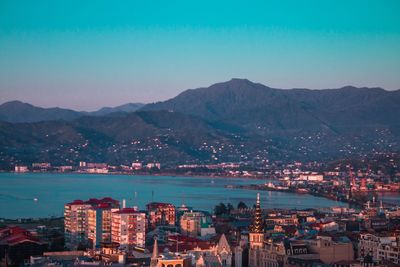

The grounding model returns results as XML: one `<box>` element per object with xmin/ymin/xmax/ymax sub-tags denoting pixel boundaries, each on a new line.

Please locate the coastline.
<box><xmin>0</xmin><ymin>170</ymin><xmax>266</xmax><ymax>180</ymax></box>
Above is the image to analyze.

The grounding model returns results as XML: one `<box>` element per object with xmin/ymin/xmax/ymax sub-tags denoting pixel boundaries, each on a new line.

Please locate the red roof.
<box><xmin>66</xmin><ymin>199</ymin><xmax>86</xmax><ymax>205</ymax></box>
<box><xmin>146</xmin><ymin>202</ymin><xmax>175</xmax><ymax>209</ymax></box>
<box><xmin>113</xmin><ymin>208</ymin><xmax>140</xmax><ymax>214</ymax></box>
<box><xmin>0</xmin><ymin>226</ymin><xmax>43</xmax><ymax>246</ymax></box>
<box><xmin>67</xmin><ymin>197</ymin><xmax>119</xmax><ymax>207</ymax></box>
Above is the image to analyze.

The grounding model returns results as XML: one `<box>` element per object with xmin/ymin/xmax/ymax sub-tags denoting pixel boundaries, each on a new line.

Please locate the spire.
<box><xmin>217</xmin><ymin>233</ymin><xmax>231</xmax><ymax>253</ymax></box>
<box><xmin>150</xmin><ymin>236</ymin><xmax>159</xmax><ymax>267</ymax></box>
<box><xmin>196</xmin><ymin>254</ymin><xmax>205</xmax><ymax>267</ymax></box>
<box><xmin>377</xmin><ymin>200</ymin><xmax>385</xmax><ymax>217</ymax></box>
<box><xmin>250</xmin><ymin>193</ymin><xmax>263</xmax><ymax>233</ymax></box>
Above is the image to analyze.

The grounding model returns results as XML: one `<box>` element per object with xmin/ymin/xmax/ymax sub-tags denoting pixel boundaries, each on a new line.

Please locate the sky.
<box><xmin>0</xmin><ymin>0</ymin><xmax>400</xmax><ymax>111</ymax></box>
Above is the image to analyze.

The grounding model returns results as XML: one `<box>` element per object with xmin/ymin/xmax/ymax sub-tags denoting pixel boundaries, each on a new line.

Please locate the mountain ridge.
<box><xmin>0</xmin><ymin>100</ymin><xmax>146</xmax><ymax>123</ymax></box>
<box><xmin>1</xmin><ymin>79</ymin><xmax>399</xmax><ymax>167</ymax></box>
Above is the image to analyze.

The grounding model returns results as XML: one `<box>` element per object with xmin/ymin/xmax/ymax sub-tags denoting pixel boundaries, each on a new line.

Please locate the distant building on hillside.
<box><xmin>146</xmin><ymin>163</ymin><xmax>161</xmax><ymax>169</ymax></box>
<box><xmin>14</xmin><ymin>165</ymin><xmax>28</xmax><ymax>173</ymax></box>
<box><xmin>132</xmin><ymin>162</ymin><xmax>143</xmax><ymax>170</ymax></box>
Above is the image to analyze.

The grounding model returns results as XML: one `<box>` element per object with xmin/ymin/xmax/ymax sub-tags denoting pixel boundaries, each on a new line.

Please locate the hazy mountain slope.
<box><xmin>0</xmin><ymin>101</ymin><xmax>146</xmax><ymax>122</ymax></box>
<box><xmin>0</xmin><ymin>101</ymin><xmax>82</xmax><ymax>123</ymax></box>
<box><xmin>89</xmin><ymin>103</ymin><xmax>145</xmax><ymax>116</ymax></box>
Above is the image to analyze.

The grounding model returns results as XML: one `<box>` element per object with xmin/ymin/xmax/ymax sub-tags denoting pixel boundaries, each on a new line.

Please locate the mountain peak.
<box><xmin>0</xmin><ymin>100</ymin><xmax>33</xmax><ymax>108</ymax></box>
<box><xmin>229</xmin><ymin>78</ymin><xmax>252</xmax><ymax>83</ymax></box>
<box><xmin>222</xmin><ymin>78</ymin><xmax>262</xmax><ymax>87</ymax></box>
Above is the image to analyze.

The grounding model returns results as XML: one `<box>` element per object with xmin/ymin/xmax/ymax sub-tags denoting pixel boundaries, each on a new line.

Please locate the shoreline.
<box><xmin>0</xmin><ymin>170</ymin><xmax>266</xmax><ymax>180</ymax></box>
<box><xmin>227</xmin><ymin>184</ymin><xmax>399</xmax><ymax>208</ymax></box>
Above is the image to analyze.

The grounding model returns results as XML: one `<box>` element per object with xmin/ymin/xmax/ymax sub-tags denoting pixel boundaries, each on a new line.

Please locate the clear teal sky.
<box><xmin>1</xmin><ymin>0</ymin><xmax>400</xmax><ymax>110</ymax></box>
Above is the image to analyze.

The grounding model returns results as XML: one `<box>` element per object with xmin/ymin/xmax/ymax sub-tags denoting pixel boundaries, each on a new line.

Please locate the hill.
<box><xmin>142</xmin><ymin>79</ymin><xmax>400</xmax><ymax>134</ymax></box>
<box><xmin>1</xmin><ymin>79</ymin><xmax>399</xmax><ymax>168</ymax></box>
<box><xmin>0</xmin><ymin>101</ymin><xmax>145</xmax><ymax>122</ymax></box>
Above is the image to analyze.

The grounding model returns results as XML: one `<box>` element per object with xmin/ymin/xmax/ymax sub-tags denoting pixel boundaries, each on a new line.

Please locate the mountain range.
<box><xmin>0</xmin><ymin>101</ymin><xmax>145</xmax><ymax>123</ymax></box>
<box><xmin>1</xmin><ymin>79</ymin><xmax>399</xmax><ymax>168</ymax></box>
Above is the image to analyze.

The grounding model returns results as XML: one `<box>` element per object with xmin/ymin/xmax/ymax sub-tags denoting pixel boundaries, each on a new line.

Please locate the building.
<box><xmin>200</xmin><ymin>216</ymin><xmax>216</xmax><ymax>237</ymax></box>
<box><xmin>191</xmin><ymin>234</ymin><xmax>233</xmax><ymax>267</ymax></box>
<box><xmin>180</xmin><ymin>211</ymin><xmax>215</xmax><ymax>237</ymax></box>
<box><xmin>31</xmin><ymin>162</ymin><xmax>51</xmax><ymax>169</ymax></box>
<box><xmin>59</xmin><ymin>165</ymin><xmax>73</xmax><ymax>172</ymax></box>
<box><xmin>111</xmin><ymin>208</ymin><xmax>146</xmax><ymax>249</ymax></box>
<box><xmin>147</xmin><ymin>202</ymin><xmax>176</xmax><ymax>229</ymax></box>
<box><xmin>147</xmin><ymin>163</ymin><xmax>161</xmax><ymax>169</ymax></box>
<box><xmin>64</xmin><ymin>197</ymin><xmax>119</xmax><ymax>249</ymax></box>
<box><xmin>248</xmin><ymin>193</ymin><xmax>321</xmax><ymax>267</ymax></box>
<box><xmin>248</xmin><ymin>193</ymin><xmax>266</xmax><ymax>267</ymax></box>
<box><xmin>87</xmin><ymin>167</ymin><xmax>109</xmax><ymax>174</ymax></box>
<box><xmin>87</xmin><ymin>200</ymin><xmax>120</xmax><ymax>249</ymax></box>
<box><xmin>150</xmin><ymin>237</ymin><xmax>192</xmax><ymax>267</ymax></box>
<box><xmin>358</xmin><ymin>233</ymin><xmax>396</xmax><ymax>262</ymax></box>
<box><xmin>14</xmin><ymin>165</ymin><xmax>28</xmax><ymax>173</ymax></box>
<box><xmin>377</xmin><ymin>237</ymin><xmax>400</xmax><ymax>265</ymax></box>
<box><xmin>86</xmin><ymin>163</ymin><xmax>108</xmax><ymax>169</ymax></box>
<box><xmin>266</xmin><ymin>214</ymin><xmax>299</xmax><ymax>226</ymax></box>
<box><xmin>0</xmin><ymin>226</ymin><xmax>47</xmax><ymax>266</ymax></box>
<box><xmin>180</xmin><ymin>211</ymin><xmax>203</xmax><ymax>237</ymax></box>
<box><xmin>298</xmin><ymin>173</ymin><xmax>324</xmax><ymax>182</ymax></box>
<box><xmin>64</xmin><ymin>200</ymin><xmax>93</xmax><ymax>249</ymax></box>
<box><xmin>132</xmin><ymin>162</ymin><xmax>143</xmax><ymax>170</ymax></box>
<box><xmin>306</xmin><ymin>235</ymin><xmax>354</xmax><ymax>264</ymax></box>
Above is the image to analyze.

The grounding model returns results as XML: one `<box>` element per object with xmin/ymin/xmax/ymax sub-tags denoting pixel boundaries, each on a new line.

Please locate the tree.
<box><xmin>214</xmin><ymin>203</ymin><xmax>227</xmax><ymax>215</ymax></box>
<box><xmin>237</xmin><ymin>201</ymin><xmax>248</xmax><ymax>210</ymax></box>
<box><xmin>227</xmin><ymin>203</ymin><xmax>234</xmax><ymax>213</ymax></box>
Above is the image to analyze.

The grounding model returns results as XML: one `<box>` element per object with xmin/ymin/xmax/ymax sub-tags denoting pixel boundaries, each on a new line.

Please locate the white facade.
<box><xmin>111</xmin><ymin>208</ymin><xmax>146</xmax><ymax>248</ymax></box>
<box><xmin>359</xmin><ymin>233</ymin><xmax>396</xmax><ymax>261</ymax></box>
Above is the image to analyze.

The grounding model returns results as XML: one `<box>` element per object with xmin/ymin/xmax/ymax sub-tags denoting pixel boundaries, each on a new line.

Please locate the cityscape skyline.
<box><xmin>1</xmin><ymin>0</ymin><xmax>400</xmax><ymax>110</ymax></box>
<box><xmin>1</xmin><ymin>2</ymin><xmax>400</xmax><ymax>266</ymax></box>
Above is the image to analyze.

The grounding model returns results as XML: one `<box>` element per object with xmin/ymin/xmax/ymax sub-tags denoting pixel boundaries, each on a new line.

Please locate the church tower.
<box><xmin>249</xmin><ymin>193</ymin><xmax>265</xmax><ymax>267</ymax></box>
<box><xmin>150</xmin><ymin>236</ymin><xmax>159</xmax><ymax>267</ymax></box>
<box><xmin>249</xmin><ymin>193</ymin><xmax>264</xmax><ymax>249</ymax></box>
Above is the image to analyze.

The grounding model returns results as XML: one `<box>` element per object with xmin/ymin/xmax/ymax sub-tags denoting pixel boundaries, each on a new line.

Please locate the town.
<box><xmin>1</xmin><ymin>189</ymin><xmax>400</xmax><ymax>267</ymax></box>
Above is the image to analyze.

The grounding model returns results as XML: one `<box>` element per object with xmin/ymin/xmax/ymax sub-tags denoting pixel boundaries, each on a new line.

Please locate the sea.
<box><xmin>0</xmin><ymin>172</ymin><xmax>361</xmax><ymax>219</ymax></box>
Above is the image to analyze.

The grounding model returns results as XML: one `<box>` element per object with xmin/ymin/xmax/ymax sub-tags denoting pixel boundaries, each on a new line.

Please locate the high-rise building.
<box><xmin>64</xmin><ymin>200</ymin><xmax>93</xmax><ymax>249</ymax></box>
<box><xmin>111</xmin><ymin>208</ymin><xmax>146</xmax><ymax>248</ymax></box>
<box><xmin>87</xmin><ymin>199</ymin><xmax>120</xmax><ymax>249</ymax></box>
<box><xmin>64</xmin><ymin>197</ymin><xmax>119</xmax><ymax>249</ymax></box>
<box><xmin>146</xmin><ymin>202</ymin><xmax>176</xmax><ymax>229</ymax></box>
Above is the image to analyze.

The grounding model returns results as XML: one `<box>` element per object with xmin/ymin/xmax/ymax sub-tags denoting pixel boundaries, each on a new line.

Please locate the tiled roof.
<box><xmin>0</xmin><ymin>226</ymin><xmax>43</xmax><ymax>246</ymax></box>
